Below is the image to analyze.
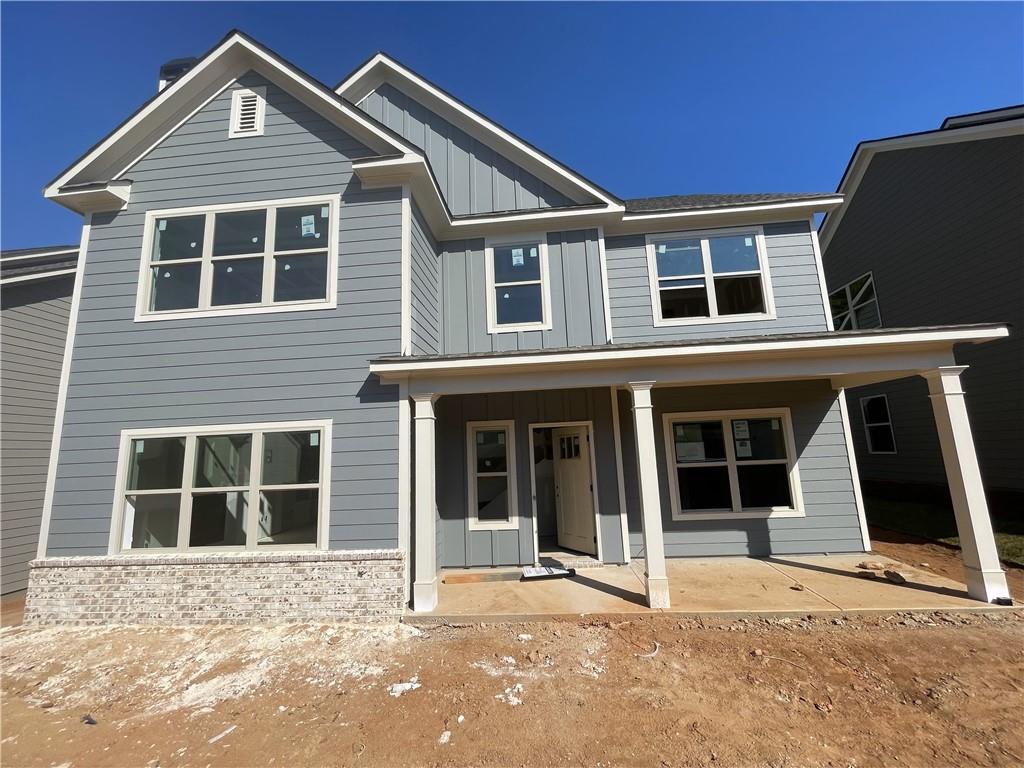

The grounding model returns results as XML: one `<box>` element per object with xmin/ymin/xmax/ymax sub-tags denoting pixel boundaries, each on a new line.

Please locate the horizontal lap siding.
<box><xmin>617</xmin><ymin>381</ymin><xmax>864</xmax><ymax>558</ymax></box>
<box><xmin>410</xmin><ymin>201</ymin><xmax>440</xmax><ymax>355</ymax></box>
<box><xmin>358</xmin><ymin>83</ymin><xmax>576</xmax><ymax>216</ymax></box>
<box><xmin>1</xmin><ymin>277</ymin><xmax>73</xmax><ymax>592</ymax></box>
<box><xmin>606</xmin><ymin>221</ymin><xmax>829</xmax><ymax>343</ymax></box>
<box><xmin>47</xmin><ymin>73</ymin><xmax>403</xmax><ymax>557</ymax></box>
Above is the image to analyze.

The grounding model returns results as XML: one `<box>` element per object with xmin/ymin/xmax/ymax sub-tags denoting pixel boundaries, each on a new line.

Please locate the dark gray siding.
<box><xmin>439</xmin><ymin>229</ymin><xmax>607</xmax><ymax>355</ymax></box>
<box><xmin>1</xmin><ymin>276</ymin><xmax>73</xmax><ymax>592</ymax></box>
<box><xmin>617</xmin><ymin>381</ymin><xmax>865</xmax><ymax>557</ymax></box>
<box><xmin>46</xmin><ymin>73</ymin><xmax>403</xmax><ymax>556</ymax></box>
<box><xmin>435</xmin><ymin>388</ymin><xmax>624</xmax><ymax>567</ymax></box>
<box><xmin>824</xmin><ymin>135</ymin><xmax>1024</xmax><ymax>493</ymax></box>
<box><xmin>410</xmin><ymin>200</ymin><xmax>440</xmax><ymax>355</ymax></box>
<box><xmin>358</xmin><ymin>83</ymin><xmax>577</xmax><ymax>216</ymax></box>
<box><xmin>606</xmin><ymin>221</ymin><xmax>829</xmax><ymax>343</ymax></box>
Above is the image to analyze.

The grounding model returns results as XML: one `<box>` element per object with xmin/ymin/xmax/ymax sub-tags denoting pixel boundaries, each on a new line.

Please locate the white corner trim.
<box><xmin>0</xmin><ymin>268</ymin><xmax>77</xmax><ymax>286</ymax></box>
<box><xmin>808</xmin><ymin>218</ymin><xmax>835</xmax><ymax>332</ymax></box>
<box><xmin>400</xmin><ymin>184</ymin><xmax>413</xmax><ymax>355</ymax></box>
<box><xmin>484</xmin><ymin>232</ymin><xmax>553</xmax><ymax>335</ymax></box>
<box><xmin>228</xmin><ymin>85</ymin><xmax>267</xmax><ymax>138</ymax></box>
<box><xmin>466</xmin><ymin>420</ymin><xmax>518</xmax><ymax>532</ymax></box>
<box><xmin>397</xmin><ymin>378</ymin><xmax>412</xmax><ymax>600</ymax></box>
<box><xmin>36</xmin><ymin>214</ymin><xmax>92</xmax><ymax>559</ymax></box>
<box><xmin>609</xmin><ymin>387</ymin><xmax>630</xmax><ymax>563</ymax></box>
<box><xmin>837</xmin><ymin>389</ymin><xmax>872</xmax><ymax>551</ymax></box>
<box><xmin>596</xmin><ymin>226</ymin><xmax>614</xmax><ymax>343</ymax></box>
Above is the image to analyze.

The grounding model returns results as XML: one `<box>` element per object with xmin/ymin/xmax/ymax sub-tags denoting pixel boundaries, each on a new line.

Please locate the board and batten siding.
<box><xmin>410</xmin><ymin>200</ymin><xmax>441</xmax><ymax>355</ymax></box>
<box><xmin>1</xmin><ymin>276</ymin><xmax>74</xmax><ymax>593</ymax></box>
<box><xmin>616</xmin><ymin>381</ymin><xmax>865</xmax><ymax>557</ymax></box>
<box><xmin>605</xmin><ymin>221</ymin><xmax>829</xmax><ymax>343</ymax></box>
<box><xmin>45</xmin><ymin>73</ymin><xmax>404</xmax><ymax>557</ymax></box>
<box><xmin>439</xmin><ymin>229</ymin><xmax>607</xmax><ymax>355</ymax></box>
<box><xmin>358</xmin><ymin>82</ymin><xmax>577</xmax><ymax>216</ymax></box>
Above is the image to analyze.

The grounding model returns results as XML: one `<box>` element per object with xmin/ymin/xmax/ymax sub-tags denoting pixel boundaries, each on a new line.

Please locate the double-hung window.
<box><xmin>467</xmin><ymin>421</ymin><xmax>517</xmax><ymax>530</ymax></box>
<box><xmin>137</xmin><ymin>195</ymin><xmax>339</xmax><ymax>321</ymax></box>
<box><xmin>829</xmin><ymin>272</ymin><xmax>880</xmax><ymax>330</ymax></box>
<box><xmin>114</xmin><ymin>420</ymin><xmax>330</xmax><ymax>553</ymax></box>
<box><xmin>860</xmin><ymin>395</ymin><xmax>897</xmax><ymax>454</ymax></box>
<box><xmin>647</xmin><ymin>227</ymin><xmax>774</xmax><ymax>325</ymax></box>
<box><xmin>663</xmin><ymin>409</ymin><xmax>803</xmax><ymax>520</ymax></box>
<box><xmin>485</xmin><ymin>236</ymin><xmax>551</xmax><ymax>332</ymax></box>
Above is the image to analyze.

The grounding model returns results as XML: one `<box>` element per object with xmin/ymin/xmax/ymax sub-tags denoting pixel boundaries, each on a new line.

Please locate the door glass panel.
<box><xmin>476</xmin><ymin>476</ymin><xmax>510</xmax><ymax>521</ymax></box>
<box><xmin>257</xmin><ymin>489</ymin><xmax>318</xmax><ymax>544</ymax></box>
<box><xmin>262</xmin><ymin>431</ymin><xmax>321</xmax><ymax>485</ymax></box>
<box><xmin>125</xmin><ymin>493</ymin><xmax>180</xmax><ymax>548</ymax></box>
<box><xmin>127</xmin><ymin>437</ymin><xmax>186</xmax><ymax>490</ymax></box>
<box><xmin>189</xmin><ymin>491</ymin><xmax>248</xmax><ymax>546</ymax></box>
<box><xmin>194</xmin><ymin>434</ymin><xmax>251</xmax><ymax>487</ymax></box>
<box><xmin>677</xmin><ymin>466</ymin><xmax>732</xmax><ymax>510</ymax></box>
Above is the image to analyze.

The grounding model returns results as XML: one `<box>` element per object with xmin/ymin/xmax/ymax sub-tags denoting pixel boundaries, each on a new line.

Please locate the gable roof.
<box><xmin>1</xmin><ymin>245</ymin><xmax>79</xmax><ymax>285</ymax></box>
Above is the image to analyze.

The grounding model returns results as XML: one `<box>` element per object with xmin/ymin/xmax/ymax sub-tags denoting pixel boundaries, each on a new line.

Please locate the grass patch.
<box><xmin>865</xmin><ymin>496</ymin><xmax>1024</xmax><ymax>566</ymax></box>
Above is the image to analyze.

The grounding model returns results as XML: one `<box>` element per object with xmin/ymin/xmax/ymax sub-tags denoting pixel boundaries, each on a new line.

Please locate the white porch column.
<box><xmin>925</xmin><ymin>366</ymin><xmax>1009</xmax><ymax>602</ymax></box>
<box><xmin>627</xmin><ymin>382</ymin><xmax>670</xmax><ymax>609</ymax></box>
<box><xmin>412</xmin><ymin>393</ymin><xmax>439</xmax><ymax>612</ymax></box>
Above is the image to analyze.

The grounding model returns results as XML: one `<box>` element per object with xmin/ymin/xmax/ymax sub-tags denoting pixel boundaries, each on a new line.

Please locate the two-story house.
<box><xmin>22</xmin><ymin>31</ymin><xmax>1011</xmax><ymax>623</ymax></box>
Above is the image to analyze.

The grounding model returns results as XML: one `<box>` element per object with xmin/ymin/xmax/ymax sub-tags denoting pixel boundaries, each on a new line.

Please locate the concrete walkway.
<box><xmin>422</xmin><ymin>554</ymin><xmax>995</xmax><ymax>621</ymax></box>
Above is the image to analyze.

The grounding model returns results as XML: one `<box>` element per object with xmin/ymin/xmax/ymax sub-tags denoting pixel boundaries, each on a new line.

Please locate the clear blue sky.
<box><xmin>2</xmin><ymin>1</ymin><xmax>1021</xmax><ymax>250</ymax></box>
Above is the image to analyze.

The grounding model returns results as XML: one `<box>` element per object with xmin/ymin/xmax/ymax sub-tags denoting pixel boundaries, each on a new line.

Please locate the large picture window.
<box><xmin>829</xmin><ymin>272</ymin><xmax>880</xmax><ymax>330</ymax></box>
<box><xmin>467</xmin><ymin>421</ymin><xmax>518</xmax><ymax>530</ymax></box>
<box><xmin>113</xmin><ymin>421</ymin><xmax>330</xmax><ymax>553</ymax></box>
<box><xmin>662</xmin><ymin>409</ymin><xmax>803</xmax><ymax>520</ymax></box>
<box><xmin>484</xmin><ymin>236</ymin><xmax>552</xmax><ymax>333</ymax></box>
<box><xmin>136</xmin><ymin>195</ymin><xmax>339</xmax><ymax>321</ymax></box>
<box><xmin>647</xmin><ymin>227</ymin><xmax>775</xmax><ymax>326</ymax></box>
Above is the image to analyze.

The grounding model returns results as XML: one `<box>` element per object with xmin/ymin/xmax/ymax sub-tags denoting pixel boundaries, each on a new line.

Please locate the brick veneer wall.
<box><xmin>23</xmin><ymin>549</ymin><xmax>405</xmax><ymax>625</ymax></box>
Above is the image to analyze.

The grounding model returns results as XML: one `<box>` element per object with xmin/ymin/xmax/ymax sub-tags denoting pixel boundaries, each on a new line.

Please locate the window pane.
<box><xmin>737</xmin><ymin>464</ymin><xmax>792</xmax><ymax>509</ymax></box>
<box><xmin>714</xmin><ymin>275</ymin><xmax>765</xmax><ymax>315</ymax></box>
<box><xmin>152</xmin><ymin>216</ymin><xmax>204</xmax><ymax>262</ymax></box>
<box><xmin>660</xmin><ymin>285</ymin><xmax>709</xmax><ymax>319</ymax></box>
<box><xmin>212</xmin><ymin>258</ymin><xmax>263</xmax><ymax>306</ymax></box>
<box><xmin>849</xmin><ymin>274</ymin><xmax>872</xmax><ymax>301</ymax></box>
<box><xmin>493</xmin><ymin>243</ymin><xmax>542</xmax><ymax>284</ymax></box>
<box><xmin>262</xmin><ymin>431</ymin><xmax>321</xmax><ymax>485</ymax></box>
<box><xmin>673</xmin><ymin>421</ymin><xmax>726</xmax><ymax>463</ymax></box>
<box><xmin>274</xmin><ymin>252</ymin><xmax>328</xmax><ymax>302</ymax></box>
<box><xmin>862</xmin><ymin>396</ymin><xmax>890</xmax><ymax>424</ymax></box>
<box><xmin>125</xmin><ymin>493</ymin><xmax>180</xmax><ymax>548</ymax></box>
<box><xmin>829</xmin><ymin>290</ymin><xmax>850</xmax><ymax>317</ymax></box>
<box><xmin>213</xmin><ymin>210</ymin><xmax>266</xmax><ymax>256</ymax></box>
<box><xmin>475</xmin><ymin>429</ymin><xmax>508</xmax><ymax>473</ymax></box>
<box><xmin>678</xmin><ymin>466</ymin><xmax>732</xmax><ymax>510</ymax></box>
<box><xmin>709</xmin><ymin>234</ymin><xmax>759</xmax><ymax>273</ymax></box>
<box><xmin>275</xmin><ymin>204</ymin><xmax>330</xmax><ymax>252</ymax></box>
<box><xmin>189</xmin><ymin>491</ymin><xmax>248</xmax><ymax>546</ymax></box>
<box><xmin>853</xmin><ymin>300</ymin><xmax>881</xmax><ymax>329</ymax></box>
<box><xmin>655</xmin><ymin>239</ymin><xmax>703</xmax><ymax>276</ymax></box>
<box><xmin>257</xmin><ymin>489</ymin><xmax>318</xmax><ymax>545</ymax></box>
<box><xmin>732</xmin><ymin>418</ymin><xmax>787</xmax><ymax>461</ymax></box>
<box><xmin>195</xmin><ymin>434</ymin><xmax>251</xmax><ymax>487</ymax></box>
<box><xmin>150</xmin><ymin>263</ymin><xmax>200</xmax><ymax>311</ymax></box>
<box><xmin>127</xmin><ymin>437</ymin><xmax>186</xmax><ymax>490</ymax></box>
<box><xmin>495</xmin><ymin>283</ymin><xmax>543</xmax><ymax>325</ymax></box>
<box><xmin>867</xmin><ymin>425</ymin><xmax>896</xmax><ymax>453</ymax></box>
<box><xmin>476</xmin><ymin>476</ymin><xmax>510</xmax><ymax>521</ymax></box>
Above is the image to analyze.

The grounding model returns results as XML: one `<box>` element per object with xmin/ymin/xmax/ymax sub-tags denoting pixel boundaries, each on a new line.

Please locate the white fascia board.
<box><xmin>45</xmin><ymin>180</ymin><xmax>132</xmax><ymax>214</ymax></box>
<box><xmin>0</xmin><ymin>248</ymin><xmax>78</xmax><ymax>263</ymax></box>
<box><xmin>609</xmin><ymin>197</ymin><xmax>845</xmax><ymax>237</ymax></box>
<box><xmin>369</xmin><ymin>325</ymin><xmax>1009</xmax><ymax>377</ymax></box>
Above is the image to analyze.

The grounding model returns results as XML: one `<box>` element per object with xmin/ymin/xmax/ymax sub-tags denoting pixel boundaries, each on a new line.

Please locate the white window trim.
<box><xmin>108</xmin><ymin>419</ymin><xmax>332</xmax><ymax>555</ymax></box>
<box><xmin>662</xmin><ymin>407</ymin><xmax>804</xmax><ymax>521</ymax></box>
<box><xmin>829</xmin><ymin>271</ymin><xmax>881</xmax><ymax>331</ymax></box>
<box><xmin>228</xmin><ymin>86</ymin><xmax>267</xmax><ymax>138</ymax></box>
<box><xmin>859</xmin><ymin>394</ymin><xmax>897</xmax><ymax>455</ymax></box>
<box><xmin>645</xmin><ymin>225</ymin><xmax>777</xmax><ymax>328</ymax></box>
<box><xmin>134</xmin><ymin>194</ymin><xmax>340</xmax><ymax>322</ymax></box>
<box><xmin>484</xmin><ymin>233</ymin><xmax>553</xmax><ymax>334</ymax></box>
<box><xmin>466</xmin><ymin>420</ymin><xmax>518</xmax><ymax>531</ymax></box>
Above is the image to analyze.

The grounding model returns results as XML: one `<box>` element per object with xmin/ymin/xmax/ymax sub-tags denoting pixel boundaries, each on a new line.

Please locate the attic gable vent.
<box><xmin>229</xmin><ymin>87</ymin><xmax>266</xmax><ymax>137</ymax></box>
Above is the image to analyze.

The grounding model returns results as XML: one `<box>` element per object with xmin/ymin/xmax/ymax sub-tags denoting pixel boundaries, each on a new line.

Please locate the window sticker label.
<box><xmin>511</xmin><ymin>247</ymin><xmax>524</xmax><ymax>267</ymax></box>
<box><xmin>135</xmin><ymin>440</ymin><xmax>145</xmax><ymax>453</ymax></box>
<box><xmin>658</xmin><ymin>244</ymin><xmax>666</xmax><ymax>254</ymax></box>
<box><xmin>733</xmin><ymin>420</ymin><xmax>750</xmax><ymax>440</ymax></box>
<box><xmin>158</xmin><ymin>220</ymin><xmax>167</xmax><ymax>231</ymax></box>
<box><xmin>677</xmin><ymin>442</ymin><xmax>705</xmax><ymax>462</ymax></box>
<box><xmin>529</xmin><ymin>246</ymin><xmax>538</xmax><ymax>259</ymax></box>
<box><xmin>497</xmin><ymin>432</ymin><xmax>505</xmax><ymax>445</ymax></box>
<box><xmin>745</xmin><ymin>237</ymin><xmax>753</xmax><ymax>247</ymax></box>
<box><xmin>301</xmin><ymin>215</ymin><xmax>316</xmax><ymax>238</ymax></box>
<box><xmin>477</xmin><ymin>432</ymin><xmax>485</xmax><ymax>444</ymax></box>
<box><xmin>736</xmin><ymin>439</ymin><xmax>752</xmax><ymax>458</ymax></box>
<box><xmin>309</xmin><ymin>433</ymin><xmax>319</xmax><ymax>447</ymax></box>
<box><xmin>320</xmin><ymin>206</ymin><xmax>329</xmax><ymax>218</ymax></box>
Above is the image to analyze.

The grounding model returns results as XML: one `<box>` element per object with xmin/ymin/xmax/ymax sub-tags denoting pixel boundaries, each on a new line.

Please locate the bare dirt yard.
<box><xmin>3</xmin><ymin>609</ymin><xmax>1023</xmax><ymax>768</ymax></box>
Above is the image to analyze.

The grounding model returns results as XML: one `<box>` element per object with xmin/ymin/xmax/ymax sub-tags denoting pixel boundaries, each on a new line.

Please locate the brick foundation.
<box><xmin>23</xmin><ymin>549</ymin><xmax>406</xmax><ymax>625</ymax></box>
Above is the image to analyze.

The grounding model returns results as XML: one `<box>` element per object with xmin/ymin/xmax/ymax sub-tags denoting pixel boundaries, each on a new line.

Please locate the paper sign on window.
<box><xmin>529</xmin><ymin>247</ymin><xmax>538</xmax><ymax>259</ymax></box>
<box><xmin>511</xmin><ymin>248</ymin><xmax>524</xmax><ymax>267</ymax></box>
<box><xmin>301</xmin><ymin>215</ymin><xmax>316</xmax><ymax>238</ymax></box>
<box><xmin>677</xmin><ymin>442</ymin><xmax>705</xmax><ymax>462</ymax></box>
<box><xmin>497</xmin><ymin>432</ymin><xmax>505</xmax><ymax>445</ymax></box>
<box><xmin>733</xmin><ymin>420</ymin><xmax>750</xmax><ymax>440</ymax></box>
<box><xmin>735</xmin><ymin>439</ymin><xmax>752</xmax><ymax>458</ymax></box>
<box><xmin>309</xmin><ymin>433</ymin><xmax>319</xmax><ymax>447</ymax></box>
<box><xmin>745</xmin><ymin>237</ymin><xmax>753</xmax><ymax>247</ymax></box>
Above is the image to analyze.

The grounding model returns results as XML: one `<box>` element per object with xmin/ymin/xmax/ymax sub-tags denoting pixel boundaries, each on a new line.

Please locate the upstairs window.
<box><xmin>647</xmin><ymin>228</ymin><xmax>774</xmax><ymax>326</ymax></box>
<box><xmin>829</xmin><ymin>272</ymin><xmax>880</xmax><ymax>330</ymax></box>
<box><xmin>137</xmin><ymin>195</ymin><xmax>339</xmax><ymax>321</ymax></box>
<box><xmin>860</xmin><ymin>395</ymin><xmax>897</xmax><ymax>454</ymax></box>
<box><xmin>229</xmin><ymin>87</ymin><xmax>266</xmax><ymax>137</ymax></box>
<box><xmin>485</xmin><ymin>236</ymin><xmax>552</xmax><ymax>333</ymax></box>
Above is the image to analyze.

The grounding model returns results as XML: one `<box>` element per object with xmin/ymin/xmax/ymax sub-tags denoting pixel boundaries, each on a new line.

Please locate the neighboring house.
<box><xmin>820</xmin><ymin>107</ymin><xmax>1023</xmax><ymax>513</ymax></box>
<box><xmin>22</xmin><ymin>31</ymin><xmax>1011</xmax><ymax>623</ymax></box>
<box><xmin>1</xmin><ymin>246</ymin><xmax>78</xmax><ymax>593</ymax></box>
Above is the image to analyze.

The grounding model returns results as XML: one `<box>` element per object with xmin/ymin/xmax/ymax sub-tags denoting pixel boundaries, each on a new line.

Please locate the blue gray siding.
<box><xmin>46</xmin><ymin>73</ymin><xmax>403</xmax><ymax>556</ymax></box>
<box><xmin>410</xmin><ymin>200</ymin><xmax>440</xmax><ymax>355</ymax></box>
<box><xmin>439</xmin><ymin>229</ymin><xmax>607</xmax><ymax>355</ymax></box>
<box><xmin>606</xmin><ymin>221</ymin><xmax>829</xmax><ymax>343</ymax></box>
<box><xmin>616</xmin><ymin>381</ymin><xmax>865</xmax><ymax>557</ymax></box>
<box><xmin>358</xmin><ymin>83</ymin><xmax>577</xmax><ymax>216</ymax></box>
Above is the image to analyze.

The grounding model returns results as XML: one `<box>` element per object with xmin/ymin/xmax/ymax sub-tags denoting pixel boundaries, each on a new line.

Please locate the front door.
<box><xmin>552</xmin><ymin>426</ymin><xmax>597</xmax><ymax>555</ymax></box>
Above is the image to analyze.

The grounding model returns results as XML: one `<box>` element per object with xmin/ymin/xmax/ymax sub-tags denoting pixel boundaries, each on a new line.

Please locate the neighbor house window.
<box><xmin>647</xmin><ymin>228</ymin><xmax>774</xmax><ymax>325</ymax></box>
<box><xmin>137</xmin><ymin>195</ymin><xmax>339</xmax><ymax>321</ymax></box>
<box><xmin>860</xmin><ymin>395</ymin><xmax>896</xmax><ymax>454</ymax></box>
<box><xmin>485</xmin><ymin>236</ymin><xmax>551</xmax><ymax>332</ymax></box>
<box><xmin>829</xmin><ymin>272</ymin><xmax>880</xmax><ymax>330</ymax></box>
<box><xmin>662</xmin><ymin>409</ymin><xmax>803</xmax><ymax>520</ymax></box>
<box><xmin>115</xmin><ymin>421</ymin><xmax>330</xmax><ymax>552</ymax></box>
<box><xmin>228</xmin><ymin>87</ymin><xmax>266</xmax><ymax>137</ymax></box>
<box><xmin>467</xmin><ymin>421</ymin><xmax>517</xmax><ymax>530</ymax></box>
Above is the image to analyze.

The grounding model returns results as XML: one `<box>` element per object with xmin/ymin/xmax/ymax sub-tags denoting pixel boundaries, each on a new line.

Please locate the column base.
<box><xmin>412</xmin><ymin>577</ymin><xmax>438</xmax><ymax>612</ymax></box>
<box><xmin>645</xmin><ymin>575</ymin><xmax>671</xmax><ymax>609</ymax></box>
<box><xmin>963</xmin><ymin>565</ymin><xmax>1011</xmax><ymax>603</ymax></box>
